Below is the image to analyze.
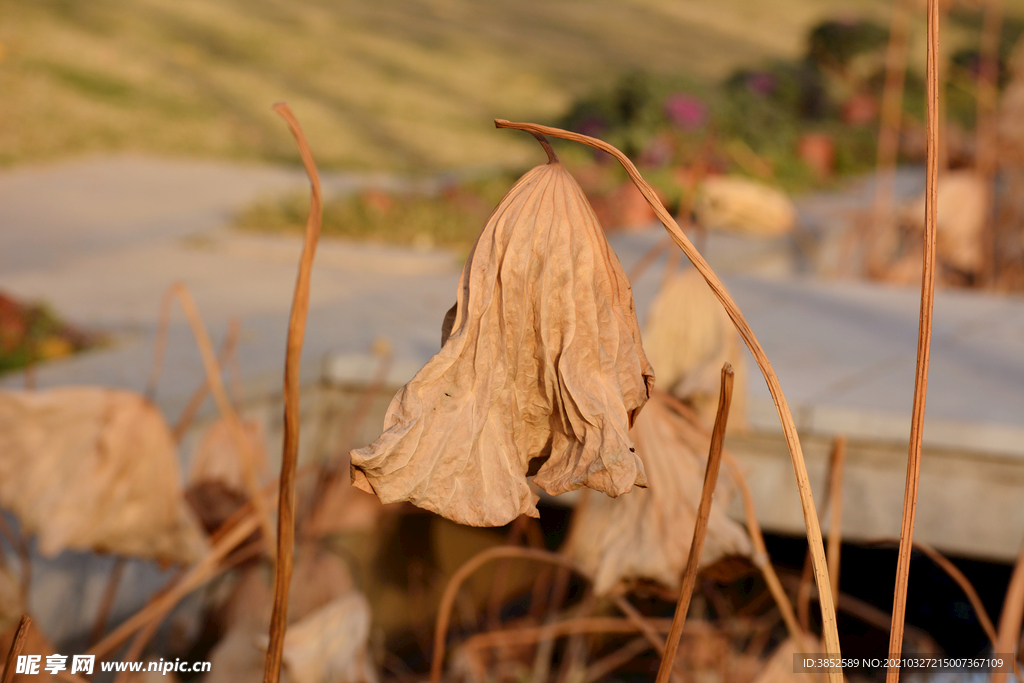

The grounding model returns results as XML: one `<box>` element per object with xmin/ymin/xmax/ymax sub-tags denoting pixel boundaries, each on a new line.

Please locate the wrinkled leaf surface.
<box><xmin>0</xmin><ymin>387</ymin><xmax>206</xmax><ymax>563</ymax></box>
<box><xmin>352</xmin><ymin>160</ymin><xmax>654</xmax><ymax>526</ymax></box>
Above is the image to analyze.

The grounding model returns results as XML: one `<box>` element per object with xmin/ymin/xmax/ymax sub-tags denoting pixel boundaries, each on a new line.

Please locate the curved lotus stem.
<box><xmin>495</xmin><ymin>118</ymin><xmax>842</xmax><ymax>669</ymax></box>
<box><xmin>430</xmin><ymin>547</ymin><xmax>580</xmax><ymax>683</ymax></box>
<box><xmin>263</xmin><ymin>102</ymin><xmax>323</xmax><ymax>683</ymax></box>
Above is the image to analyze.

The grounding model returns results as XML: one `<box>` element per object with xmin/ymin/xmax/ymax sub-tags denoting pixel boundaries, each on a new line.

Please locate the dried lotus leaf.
<box><xmin>695</xmin><ymin>175</ymin><xmax>795</xmax><ymax>237</ymax></box>
<box><xmin>207</xmin><ymin>546</ymin><xmax>360</xmax><ymax>683</ymax></box>
<box><xmin>642</xmin><ymin>268</ymin><xmax>747</xmax><ymax>429</ymax></box>
<box><xmin>352</xmin><ymin>150</ymin><xmax>654</xmax><ymax>527</ymax></box>
<box><xmin>564</xmin><ymin>391</ymin><xmax>751</xmax><ymax>595</ymax></box>
<box><xmin>0</xmin><ymin>387</ymin><xmax>206</xmax><ymax>564</ymax></box>
<box><xmin>278</xmin><ymin>593</ymin><xmax>377</xmax><ymax>683</ymax></box>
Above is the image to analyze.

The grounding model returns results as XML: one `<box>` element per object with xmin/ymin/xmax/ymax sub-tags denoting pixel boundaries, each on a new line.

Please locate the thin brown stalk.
<box><xmin>463</xmin><ymin>616</ymin><xmax>674</xmax><ymax>654</ymax></box>
<box><xmin>613</xmin><ymin>595</ymin><xmax>667</xmax><ymax>655</ymax></box>
<box><xmin>584</xmin><ymin>636</ymin><xmax>652</xmax><ymax>683</ymax></box>
<box><xmin>656</xmin><ymin>364</ymin><xmax>732</xmax><ymax>683</ymax></box>
<box><xmin>887</xmin><ymin>0</ymin><xmax>939</xmax><ymax>677</ymax></box>
<box><xmin>990</xmin><ymin>535</ymin><xmax>1024</xmax><ymax>683</ymax></box>
<box><xmin>658</xmin><ymin>391</ymin><xmax>802</xmax><ymax>641</ymax></box>
<box><xmin>826</xmin><ymin>435</ymin><xmax>846</xmax><ymax>606</ymax></box>
<box><xmin>977</xmin><ymin>0</ymin><xmax>1003</xmax><ymax>285</ymax></box>
<box><xmin>0</xmin><ymin>516</ymin><xmax>29</xmax><ymax>609</ymax></box>
<box><xmin>627</xmin><ymin>235</ymin><xmax>674</xmax><ymax>283</ymax></box>
<box><xmin>798</xmin><ymin>435</ymin><xmax>846</xmax><ymax>632</ymax></box>
<box><xmin>2</xmin><ymin>616</ymin><xmax>30</xmax><ymax>683</ymax></box>
<box><xmin>89</xmin><ymin>558</ymin><xmax>126</xmax><ymax>646</ymax></box>
<box><xmin>429</xmin><ymin>546</ymin><xmax>579</xmax><ymax>683</ymax></box>
<box><xmin>869</xmin><ymin>0</ymin><xmax>912</xmax><ymax>275</ymax></box>
<box><xmin>486</xmin><ymin>515</ymin><xmax>531</xmax><ymax>629</ymax></box>
<box><xmin>555</xmin><ymin>591</ymin><xmax>595</xmax><ymax>683</ymax></box>
<box><xmin>153</xmin><ymin>283</ymin><xmax>273</xmax><ymax>551</ymax></box>
<box><xmin>529</xmin><ymin>563</ymin><xmax>571</xmax><ymax>682</ymax></box>
<box><xmin>263</xmin><ymin>102</ymin><xmax>323</xmax><ymax>683</ymax></box>
<box><xmin>912</xmin><ymin>542</ymin><xmax>997</xmax><ymax>647</ymax></box>
<box><xmin>112</xmin><ymin>605</ymin><xmax>164</xmax><ymax>683</ymax></box>
<box><xmin>88</xmin><ymin>508</ymin><xmax>263</xmax><ymax>660</ymax></box>
<box><xmin>330</xmin><ymin>342</ymin><xmax>392</xmax><ymax>460</ymax></box>
<box><xmin>779</xmin><ymin>574</ymin><xmax>937</xmax><ymax>652</ymax></box>
<box><xmin>172</xmin><ymin>317</ymin><xmax>241</xmax><ymax>442</ymax></box>
<box><xmin>495</xmin><ymin>118</ymin><xmax>840</xmax><ymax>669</ymax></box>
<box><xmin>798</xmin><ymin>554</ymin><xmax>814</xmax><ymax>633</ymax></box>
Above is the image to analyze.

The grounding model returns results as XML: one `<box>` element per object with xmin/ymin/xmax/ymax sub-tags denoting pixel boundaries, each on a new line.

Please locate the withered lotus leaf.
<box><xmin>642</xmin><ymin>268</ymin><xmax>747</xmax><ymax>430</ymax></box>
<box><xmin>0</xmin><ymin>387</ymin><xmax>206</xmax><ymax>563</ymax></box>
<box><xmin>351</xmin><ymin>146</ymin><xmax>654</xmax><ymax>526</ymax></box>
<box><xmin>278</xmin><ymin>593</ymin><xmax>377</xmax><ymax>683</ymax></box>
<box><xmin>564</xmin><ymin>391</ymin><xmax>751</xmax><ymax>595</ymax></box>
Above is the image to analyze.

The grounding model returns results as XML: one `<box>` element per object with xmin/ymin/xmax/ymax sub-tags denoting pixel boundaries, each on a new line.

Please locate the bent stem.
<box><xmin>430</xmin><ymin>546</ymin><xmax>580</xmax><ymax>683</ymax></box>
<box><xmin>150</xmin><ymin>283</ymin><xmax>273</xmax><ymax>552</ymax></box>
<box><xmin>263</xmin><ymin>102</ymin><xmax>323</xmax><ymax>683</ymax></box>
<box><xmin>2</xmin><ymin>615</ymin><xmax>30</xmax><ymax>683</ymax></box>
<box><xmin>656</xmin><ymin>363</ymin><xmax>733</xmax><ymax>683</ymax></box>
<box><xmin>992</xmin><ymin>535</ymin><xmax>1024</xmax><ymax>683</ymax></box>
<box><xmin>888</xmin><ymin>0</ymin><xmax>939</xmax><ymax>677</ymax></box>
<box><xmin>826</xmin><ymin>435</ymin><xmax>846</xmax><ymax>605</ymax></box>
<box><xmin>497</xmin><ymin>118</ymin><xmax>838</xmax><ymax>664</ymax></box>
<box><xmin>172</xmin><ymin>317</ymin><xmax>241</xmax><ymax>442</ymax></box>
<box><xmin>659</xmin><ymin>390</ymin><xmax>802</xmax><ymax>641</ymax></box>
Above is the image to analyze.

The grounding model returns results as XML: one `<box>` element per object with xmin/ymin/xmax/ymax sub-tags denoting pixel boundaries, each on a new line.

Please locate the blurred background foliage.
<box><xmin>0</xmin><ymin>0</ymin><xmax>929</xmax><ymax>174</ymax></box>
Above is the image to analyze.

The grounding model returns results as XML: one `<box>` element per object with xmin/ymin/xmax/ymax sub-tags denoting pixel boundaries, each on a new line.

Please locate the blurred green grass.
<box><xmin>235</xmin><ymin>173</ymin><xmax>519</xmax><ymax>250</ymax></box>
<box><xmin>0</xmin><ymin>0</ymin><xmax>910</xmax><ymax>173</ymax></box>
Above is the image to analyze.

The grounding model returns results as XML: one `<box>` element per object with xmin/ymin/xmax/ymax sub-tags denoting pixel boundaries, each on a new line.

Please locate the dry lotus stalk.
<box><xmin>188</xmin><ymin>418</ymin><xmax>269</xmax><ymax>492</ymax></box>
<box><xmin>206</xmin><ymin>545</ymin><xmax>359</xmax><ymax>683</ymax></box>
<box><xmin>0</xmin><ymin>618</ymin><xmax>60</xmax><ymax>683</ymax></box>
<box><xmin>0</xmin><ymin>568</ymin><xmax>20</xmax><ymax>635</ymax></box>
<box><xmin>564</xmin><ymin>391</ymin><xmax>751</xmax><ymax>595</ymax></box>
<box><xmin>0</xmin><ymin>388</ymin><xmax>206</xmax><ymax>564</ymax></box>
<box><xmin>351</xmin><ymin>137</ymin><xmax>654</xmax><ymax>527</ymax></box>
<box><xmin>642</xmin><ymin>269</ymin><xmax>747</xmax><ymax>430</ymax></box>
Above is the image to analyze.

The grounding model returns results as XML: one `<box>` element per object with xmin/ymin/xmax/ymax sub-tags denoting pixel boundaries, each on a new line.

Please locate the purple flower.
<box><xmin>663</xmin><ymin>93</ymin><xmax>706</xmax><ymax>130</ymax></box>
<box><xmin>746</xmin><ymin>71</ymin><xmax>777</xmax><ymax>97</ymax></box>
<box><xmin>575</xmin><ymin>116</ymin><xmax>607</xmax><ymax>138</ymax></box>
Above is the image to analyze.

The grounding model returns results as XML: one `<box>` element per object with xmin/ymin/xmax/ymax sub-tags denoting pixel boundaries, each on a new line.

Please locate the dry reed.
<box><xmin>658</xmin><ymin>391</ymin><xmax>802</xmax><ymax>641</ymax></box>
<box><xmin>263</xmin><ymin>102</ymin><xmax>323</xmax><ymax>683</ymax></box>
<box><xmin>655</xmin><ymin>363</ymin><xmax>733</xmax><ymax>683</ymax></box>
<box><xmin>0</xmin><ymin>515</ymin><xmax>29</xmax><ymax>609</ymax></box>
<box><xmin>993</xmin><ymin>537</ymin><xmax>1024</xmax><ymax>683</ymax></box>
<box><xmin>977</xmin><ymin>0</ymin><xmax>1004</xmax><ymax>285</ymax></box>
<box><xmin>494</xmin><ymin>118</ymin><xmax>841</xmax><ymax>670</ymax></box>
<box><xmin>88</xmin><ymin>558</ymin><xmax>126</xmax><ymax>646</ymax></box>
<box><xmin>148</xmin><ymin>282</ymin><xmax>273</xmax><ymax>552</ymax></box>
<box><xmin>825</xmin><ymin>436</ymin><xmax>846</xmax><ymax>605</ymax></box>
<box><xmin>869</xmin><ymin>0</ymin><xmax>912</xmax><ymax>275</ymax></box>
<box><xmin>172</xmin><ymin>318</ymin><xmax>241</xmax><ymax>442</ymax></box>
<box><xmin>1</xmin><ymin>616</ymin><xmax>29</xmax><ymax>683</ymax></box>
<box><xmin>887</xmin><ymin>0</ymin><xmax>939</xmax><ymax>676</ymax></box>
<box><xmin>430</xmin><ymin>547</ymin><xmax>580</xmax><ymax>683</ymax></box>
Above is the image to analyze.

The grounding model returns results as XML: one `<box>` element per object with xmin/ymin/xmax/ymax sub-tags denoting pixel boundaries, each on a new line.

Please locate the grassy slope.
<box><xmin>0</xmin><ymin>0</ymin><xmax>950</xmax><ymax>173</ymax></box>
